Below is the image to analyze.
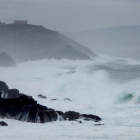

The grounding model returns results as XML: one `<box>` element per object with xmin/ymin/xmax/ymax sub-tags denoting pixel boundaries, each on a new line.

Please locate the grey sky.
<box><xmin>0</xmin><ymin>0</ymin><xmax>140</xmax><ymax>32</ymax></box>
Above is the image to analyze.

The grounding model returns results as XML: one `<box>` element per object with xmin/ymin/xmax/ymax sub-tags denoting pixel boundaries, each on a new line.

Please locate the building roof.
<box><xmin>13</xmin><ymin>20</ymin><xmax>27</xmax><ymax>24</ymax></box>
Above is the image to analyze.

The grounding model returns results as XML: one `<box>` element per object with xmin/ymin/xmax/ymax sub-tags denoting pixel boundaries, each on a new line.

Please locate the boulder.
<box><xmin>80</xmin><ymin>114</ymin><xmax>101</xmax><ymax>122</ymax></box>
<box><xmin>37</xmin><ymin>94</ymin><xmax>47</xmax><ymax>99</ymax></box>
<box><xmin>94</xmin><ymin>124</ymin><xmax>104</xmax><ymax>126</ymax></box>
<box><xmin>64</xmin><ymin>98</ymin><xmax>72</xmax><ymax>102</ymax></box>
<box><xmin>56</xmin><ymin>111</ymin><xmax>64</xmax><ymax>116</ymax></box>
<box><xmin>0</xmin><ymin>121</ymin><xmax>8</xmax><ymax>126</ymax></box>
<box><xmin>4</xmin><ymin>89</ymin><xmax>20</xmax><ymax>98</ymax></box>
<box><xmin>63</xmin><ymin>111</ymin><xmax>80</xmax><ymax>121</ymax></box>
<box><xmin>0</xmin><ymin>81</ymin><xmax>8</xmax><ymax>92</ymax></box>
<box><xmin>51</xmin><ymin>99</ymin><xmax>57</xmax><ymax>101</ymax></box>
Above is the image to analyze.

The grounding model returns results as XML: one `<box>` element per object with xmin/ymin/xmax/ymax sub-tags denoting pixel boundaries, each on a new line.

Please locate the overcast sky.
<box><xmin>0</xmin><ymin>0</ymin><xmax>140</xmax><ymax>32</ymax></box>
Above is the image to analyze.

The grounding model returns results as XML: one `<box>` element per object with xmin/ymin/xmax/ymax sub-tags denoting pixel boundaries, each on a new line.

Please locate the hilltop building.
<box><xmin>13</xmin><ymin>20</ymin><xmax>28</xmax><ymax>24</ymax></box>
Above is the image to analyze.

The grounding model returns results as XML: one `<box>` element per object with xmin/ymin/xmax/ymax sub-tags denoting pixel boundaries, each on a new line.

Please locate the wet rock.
<box><xmin>56</xmin><ymin>111</ymin><xmax>64</xmax><ymax>116</ymax></box>
<box><xmin>0</xmin><ymin>81</ymin><xmax>8</xmax><ymax>92</ymax></box>
<box><xmin>0</xmin><ymin>81</ymin><xmax>102</xmax><ymax>124</ymax></box>
<box><xmin>51</xmin><ymin>99</ymin><xmax>57</xmax><ymax>101</ymax></box>
<box><xmin>80</xmin><ymin>114</ymin><xmax>101</xmax><ymax>122</ymax></box>
<box><xmin>38</xmin><ymin>110</ymin><xmax>58</xmax><ymax>123</ymax></box>
<box><xmin>63</xmin><ymin>111</ymin><xmax>80</xmax><ymax>121</ymax></box>
<box><xmin>77</xmin><ymin>120</ymin><xmax>82</xmax><ymax>124</ymax></box>
<box><xmin>94</xmin><ymin>124</ymin><xmax>104</xmax><ymax>126</ymax></box>
<box><xmin>6</xmin><ymin>89</ymin><xmax>20</xmax><ymax>98</ymax></box>
<box><xmin>0</xmin><ymin>121</ymin><xmax>8</xmax><ymax>126</ymax></box>
<box><xmin>19</xmin><ymin>93</ymin><xmax>32</xmax><ymax>100</ymax></box>
<box><xmin>37</xmin><ymin>94</ymin><xmax>47</xmax><ymax>99</ymax></box>
<box><xmin>64</xmin><ymin>98</ymin><xmax>72</xmax><ymax>102</ymax></box>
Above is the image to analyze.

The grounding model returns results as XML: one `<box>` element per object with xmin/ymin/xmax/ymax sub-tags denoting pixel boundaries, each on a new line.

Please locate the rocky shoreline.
<box><xmin>0</xmin><ymin>81</ymin><xmax>101</xmax><ymax>125</ymax></box>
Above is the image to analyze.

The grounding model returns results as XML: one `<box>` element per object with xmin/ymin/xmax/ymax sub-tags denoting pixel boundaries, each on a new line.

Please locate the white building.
<box><xmin>13</xmin><ymin>20</ymin><xmax>28</xmax><ymax>24</ymax></box>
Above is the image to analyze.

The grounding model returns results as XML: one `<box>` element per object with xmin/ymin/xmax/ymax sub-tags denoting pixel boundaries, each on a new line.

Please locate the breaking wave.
<box><xmin>1</xmin><ymin>57</ymin><xmax>140</xmax><ymax>108</ymax></box>
<box><xmin>49</xmin><ymin>58</ymin><xmax>140</xmax><ymax>106</ymax></box>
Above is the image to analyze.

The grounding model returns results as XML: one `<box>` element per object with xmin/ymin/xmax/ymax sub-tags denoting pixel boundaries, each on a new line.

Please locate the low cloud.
<box><xmin>1</xmin><ymin>0</ymin><xmax>140</xmax><ymax>31</ymax></box>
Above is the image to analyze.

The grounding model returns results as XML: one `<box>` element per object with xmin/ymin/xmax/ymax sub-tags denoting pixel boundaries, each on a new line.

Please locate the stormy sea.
<box><xmin>0</xmin><ymin>55</ymin><xmax>139</xmax><ymax>140</ymax></box>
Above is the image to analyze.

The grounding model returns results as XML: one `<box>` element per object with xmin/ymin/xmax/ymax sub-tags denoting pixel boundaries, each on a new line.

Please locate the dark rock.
<box><xmin>48</xmin><ymin>108</ymin><xmax>55</xmax><ymax>111</ymax></box>
<box><xmin>0</xmin><ymin>81</ymin><xmax>102</xmax><ymax>124</ymax></box>
<box><xmin>1</xmin><ymin>89</ymin><xmax>32</xmax><ymax>99</ymax></box>
<box><xmin>37</xmin><ymin>104</ymin><xmax>48</xmax><ymax>111</ymax></box>
<box><xmin>51</xmin><ymin>99</ymin><xmax>57</xmax><ymax>101</ymax></box>
<box><xmin>19</xmin><ymin>93</ymin><xmax>33</xmax><ymax>100</ymax></box>
<box><xmin>56</xmin><ymin>111</ymin><xmax>64</xmax><ymax>116</ymax></box>
<box><xmin>63</xmin><ymin>111</ymin><xmax>80</xmax><ymax>121</ymax></box>
<box><xmin>77</xmin><ymin>120</ymin><xmax>82</xmax><ymax>124</ymax></box>
<box><xmin>37</xmin><ymin>94</ymin><xmax>47</xmax><ymax>99</ymax></box>
<box><xmin>80</xmin><ymin>114</ymin><xmax>101</xmax><ymax>122</ymax></box>
<box><xmin>5</xmin><ymin>89</ymin><xmax>20</xmax><ymax>98</ymax></box>
<box><xmin>0</xmin><ymin>121</ymin><xmax>8</xmax><ymax>126</ymax></box>
<box><xmin>38</xmin><ymin>110</ymin><xmax>57</xmax><ymax>123</ymax></box>
<box><xmin>94</xmin><ymin>124</ymin><xmax>104</xmax><ymax>126</ymax></box>
<box><xmin>64</xmin><ymin>98</ymin><xmax>72</xmax><ymax>102</ymax></box>
<box><xmin>0</xmin><ymin>81</ymin><xmax>8</xmax><ymax>92</ymax></box>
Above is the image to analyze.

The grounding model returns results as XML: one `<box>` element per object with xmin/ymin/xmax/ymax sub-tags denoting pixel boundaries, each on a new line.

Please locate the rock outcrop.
<box><xmin>37</xmin><ymin>94</ymin><xmax>47</xmax><ymax>99</ymax></box>
<box><xmin>0</xmin><ymin>81</ymin><xmax>101</xmax><ymax>123</ymax></box>
<box><xmin>0</xmin><ymin>121</ymin><xmax>8</xmax><ymax>126</ymax></box>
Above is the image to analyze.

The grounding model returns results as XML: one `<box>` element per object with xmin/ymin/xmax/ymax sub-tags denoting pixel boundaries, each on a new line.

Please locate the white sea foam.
<box><xmin>0</xmin><ymin>57</ymin><xmax>140</xmax><ymax>140</ymax></box>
